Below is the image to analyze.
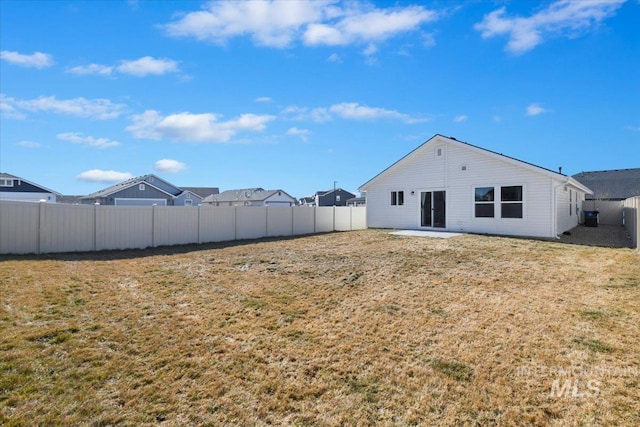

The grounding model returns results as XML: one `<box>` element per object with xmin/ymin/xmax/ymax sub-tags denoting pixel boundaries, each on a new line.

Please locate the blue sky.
<box><xmin>1</xmin><ymin>0</ymin><xmax>638</xmax><ymax>198</ymax></box>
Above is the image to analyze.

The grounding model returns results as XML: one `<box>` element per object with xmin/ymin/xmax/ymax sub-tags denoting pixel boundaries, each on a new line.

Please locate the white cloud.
<box><xmin>67</xmin><ymin>63</ymin><xmax>114</xmax><ymax>76</ymax></box>
<box><xmin>286</xmin><ymin>127</ymin><xmax>311</xmax><ymax>142</ymax></box>
<box><xmin>2</xmin><ymin>94</ymin><xmax>126</xmax><ymax>120</ymax></box>
<box><xmin>155</xmin><ymin>159</ymin><xmax>187</xmax><ymax>173</ymax></box>
<box><xmin>327</xmin><ymin>53</ymin><xmax>342</xmax><ymax>62</ymax></box>
<box><xmin>255</xmin><ymin>96</ymin><xmax>272</xmax><ymax>103</ymax></box>
<box><xmin>304</xmin><ymin>5</ymin><xmax>438</xmax><ymax>46</ymax></box>
<box><xmin>165</xmin><ymin>1</ymin><xmax>437</xmax><ymax>50</ymax></box>
<box><xmin>57</xmin><ymin>132</ymin><xmax>121</xmax><ymax>149</ymax></box>
<box><xmin>526</xmin><ymin>103</ymin><xmax>548</xmax><ymax>116</ymax></box>
<box><xmin>0</xmin><ymin>95</ymin><xmax>26</xmax><ymax>119</ymax></box>
<box><xmin>453</xmin><ymin>115</ymin><xmax>468</xmax><ymax>123</ymax></box>
<box><xmin>126</xmin><ymin>110</ymin><xmax>276</xmax><ymax>142</ymax></box>
<box><xmin>329</xmin><ymin>102</ymin><xmax>427</xmax><ymax>123</ymax></box>
<box><xmin>282</xmin><ymin>102</ymin><xmax>427</xmax><ymax>124</ymax></box>
<box><xmin>76</xmin><ymin>169</ymin><xmax>133</xmax><ymax>182</ymax></box>
<box><xmin>475</xmin><ymin>0</ymin><xmax>625</xmax><ymax>54</ymax></box>
<box><xmin>18</xmin><ymin>140</ymin><xmax>42</xmax><ymax>148</ymax></box>
<box><xmin>363</xmin><ymin>44</ymin><xmax>378</xmax><ymax>56</ymax></box>
<box><xmin>0</xmin><ymin>50</ymin><xmax>53</xmax><ymax>68</ymax></box>
<box><xmin>117</xmin><ymin>56</ymin><xmax>179</xmax><ymax>76</ymax></box>
<box><xmin>422</xmin><ymin>32</ymin><xmax>436</xmax><ymax>48</ymax></box>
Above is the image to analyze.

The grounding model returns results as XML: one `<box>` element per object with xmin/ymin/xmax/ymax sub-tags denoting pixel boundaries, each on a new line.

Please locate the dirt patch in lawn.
<box><xmin>1</xmin><ymin>230</ymin><xmax>639</xmax><ymax>426</ymax></box>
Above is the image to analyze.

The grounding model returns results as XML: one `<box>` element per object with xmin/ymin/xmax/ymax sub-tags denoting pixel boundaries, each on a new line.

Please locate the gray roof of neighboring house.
<box><xmin>203</xmin><ymin>188</ymin><xmax>294</xmax><ymax>203</ymax></box>
<box><xmin>80</xmin><ymin>174</ymin><xmax>181</xmax><ymax>199</ymax></box>
<box><xmin>0</xmin><ymin>172</ymin><xmax>62</xmax><ymax>195</ymax></box>
<box><xmin>572</xmin><ymin>168</ymin><xmax>640</xmax><ymax>200</ymax></box>
<box><xmin>180</xmin><ymin>187</ymin><xmax>220</xmax><ymax>198</ymax></box>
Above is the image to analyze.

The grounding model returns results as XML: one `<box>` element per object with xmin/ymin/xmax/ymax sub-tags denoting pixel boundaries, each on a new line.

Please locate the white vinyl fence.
<box><xmin>622</xmin><ymin>196</ymin><xmax>639</xmax><ymax>250</ymax></box>
<box><xmin>0</xmin><ymin>201</ymin><xmax>367</xmax><ymax>255</ymax></box>
<box><xmin>581</xmin><ymin>200</ymin><xmax>623</xmax><ymax>226</ymax></box>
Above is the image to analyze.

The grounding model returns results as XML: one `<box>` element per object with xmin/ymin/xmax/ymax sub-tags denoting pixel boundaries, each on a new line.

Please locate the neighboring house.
<box><xmin>346</xmin><ymin>196</ymin><xmax>366</xmax><ymax>207</ymax></box>
<box><xmin>572</xmin><ymin>169</ymin><xmax>640</xmax><ymax>200</ymax></box>
<box><xmin>300</xmin><ymin>188</ymin><xmax>356</xmax><ymax>207</ymax></box>
<box><xmin>202</xmin><ymin>187</ymin><xmax>296</xmax><ymax>207</ymax></box>
<box><xmin>0</xmin><ymin>172</ymin><xmax>61</xmax><ymax>203</ymax></box>
<box><xmin>359</xmin><ymin>134</ymin><xmax>592</xmax><ymax>238</ymax></box>
<box><xmin>79</xmin><ymin>174</ymin><xmax>217</xmax><ymax>206</ymax></box>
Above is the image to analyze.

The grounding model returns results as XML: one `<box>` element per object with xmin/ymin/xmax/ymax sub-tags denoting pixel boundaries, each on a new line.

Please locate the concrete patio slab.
<box><xmin>389</xmin><ymin>230</ymin><xmax>464</xmax><ymax>239</ymax></box>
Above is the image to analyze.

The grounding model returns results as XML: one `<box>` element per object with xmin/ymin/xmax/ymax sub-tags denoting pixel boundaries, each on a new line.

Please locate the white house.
<box><xmin>202</xmin><ymin>188</ymin><xmax>297</xmax><ymax>207</ymax></box>
<box><xmin>0</xmin><ymin>173</ymin><xmax>61</xmax><ymax>203</ymax></box>
<box><xmin>359</xmin><ymin>134</ymin><xmax>592</xmax><ymax>238</ymax></box>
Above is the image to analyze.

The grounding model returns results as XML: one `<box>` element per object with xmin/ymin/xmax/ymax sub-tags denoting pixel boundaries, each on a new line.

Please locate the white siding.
<box><xmin>363</xmin><ymin>136</ymin><xmax>574</xmax><ymax>238</ymax></box>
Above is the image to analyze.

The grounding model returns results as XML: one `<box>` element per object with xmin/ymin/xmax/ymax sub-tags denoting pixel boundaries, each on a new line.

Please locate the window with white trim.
<box><xmin>139</xmin><ymin>184</ymin><xmax>145</xmax><ymax>191</ymax></box>
<box><xmin>474</xmin><ymin>187</ymin><xmax>494</xmax><ymax>217</ymax></box>
<box><xmin>0</xmin><ymin>179</ymin><xmax>14</xmax><ymax>187</ymax></box>
<box><xmin>391</xmin><ymin>191</ymin><xmax>404</xmax><ymax>206</ymax></box>
<box><xmin>501</xmin><ymin>186</ymin><xmax>523</xmax><ymax>218</ymax></box>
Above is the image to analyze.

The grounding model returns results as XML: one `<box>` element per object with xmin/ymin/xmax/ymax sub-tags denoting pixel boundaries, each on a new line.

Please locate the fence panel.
<box><xmin>0</xmin><ymin>202</ymin><xmax>369</xmax><ymax>254</ymax></box>
<box><xmin>96</xmin><ymin>206</ymin><xmax>153</xmax><ymax>251</ymax></box>
<box><xmin>0</xmin><ymin>201</ymin><xmax>39</xmax><ymax>254</ymax></box>
<box><xmin>334</xmin><ymin>207</ymin><xmax>352</xmax><ymax>231</ymax></box>
<box><xmin>293</xmin><ymin>208</ymin><xmax>315</xmax><ymax>235</ymax></box>
<box><xmin>315</xmin><ymin>207</ymin><xmax>334</xmax><ymax>233</ymax></box>
<box><xmin>41</xmin><ymin>203</ymin><xmax>95</xmax><ymax>253</ymax></box>
<box><xmin>623</xmin><ymin>197</ymin><xmax>639</xmax><ymax>249</ymax></box>
<box><xmin>153</xmin><ymin>206</ymin><xmax>199</xmax><ymax>247</ymax></box>
<box><xmin>351</xmin><ymin>207</ymin><xmax>367</xmax><ymax>230</ymax></box>
<box><xmin>582</xmin><ymin>200</ymin><xmax>623</xmax><ymax>225</ymax></box>
<box><xmin>267</xmin><ymin>207</ymin><xmax>293</xmax><ymax>237</ymax></box>
<box><xmin>199</xmin><ymin>206</ymin><xmax>236</xmax><ymax>243</ymax></box>
<box><xmin>236</xmin><ymin>207</ymin><xmax>268</xmax><ymax>240</ymax></box>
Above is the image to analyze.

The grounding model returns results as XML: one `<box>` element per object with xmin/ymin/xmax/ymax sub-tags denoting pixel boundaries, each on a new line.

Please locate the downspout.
<box><xmin>552</xmin><ymin>180</ymin><xmax>564</xmax><ymax>238</ymax></box>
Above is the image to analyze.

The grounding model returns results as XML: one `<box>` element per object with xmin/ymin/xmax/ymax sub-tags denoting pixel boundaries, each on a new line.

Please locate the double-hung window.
<box><xmin>474</xmin><ymin>187</ymin><xmax>495</xmax><ymax>217</ymax></box>
<box><xmin>391</xmin><ymin>191</ymin><xmax>404</xmax><ymax>206</ymax></box>
<box><xmin>501</xmin><ymin>186</ymin><xmax>523</xmax><ymax>218</ymax></box>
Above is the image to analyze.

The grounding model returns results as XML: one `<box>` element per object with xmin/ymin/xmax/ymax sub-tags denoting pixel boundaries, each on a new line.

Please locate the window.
<box><xmin>0</xmin><ymin>179</ymin><xmax>14</xmax><ymax>187</ymax></box>
<box><xmin>391</xmin><ymin>191</ymin><xmax>404</xmax><ymax>206</ymax></box>
<box><xmin>501</xmin><ymin>186</ymin><xmax>523</xmax><ymax>218</ymax></box>
<box><xmin>475</xmin><ymin>187</ymin><xmax>494</xmax><ymax>217</ymax></box>
<box><xmin>436</xmin><ymin>148</ymin><xmax>443</xmax><ymax>157</ymax></box>
<box><xmin>336</xmin><ymin>195</ymin><xmax>341</xmax><ymax>202</ymax></box>
<box><xmin>139</xmin><ymin>184</ymin><xmax>145</xmax><ymax>191</ymax></box>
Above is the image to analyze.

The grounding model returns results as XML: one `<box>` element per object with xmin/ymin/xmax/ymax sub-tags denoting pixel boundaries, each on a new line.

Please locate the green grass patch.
<box><xmin>572</xmin><ymin>337</ymin><xmax>614</xmax><ymax>353</ymax></box>
<box><xmin>431</xmin><ymin>359</ymin><xmax>474</xmax><ymax>381</ymax></box>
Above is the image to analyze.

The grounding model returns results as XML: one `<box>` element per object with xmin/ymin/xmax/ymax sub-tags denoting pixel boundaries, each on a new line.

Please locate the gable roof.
<box><xmin>203</xmin><ymin>188</ymin><xmax>295</xmax><ymax>203</ymax></box>
<box><xmin>79</xmin><ymin>174</ymin><xmax>181</xmax><ymax>200</ymax></box>
<box><xmin>359</xmin><ymin>134</ymin><xmax>592</xmax><ymax>194</ymax></box>
<box><xmin>572</xmin><ymin>168</ymin><xmax>640</xmax><ymax>200</ymax></box>
<box><xmin>180</xmin><ymin>187</ymin><xmax>220</xmax><ymax>198</ymax></box>
<box><xmin>0</xmin><ymin>172</ymin><xmax>62</xmax><ymax>195</ymax></box>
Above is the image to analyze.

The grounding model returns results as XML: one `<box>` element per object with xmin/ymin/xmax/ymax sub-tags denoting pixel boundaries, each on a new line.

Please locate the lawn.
<box><xmin>1</xmin><ymin>230</ymin><xmax>639</xmax><ymax>426</ymax></box>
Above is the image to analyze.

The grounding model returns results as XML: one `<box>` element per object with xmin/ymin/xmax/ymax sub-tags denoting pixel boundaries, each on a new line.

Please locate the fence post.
<box><xmin>151</xmin><ymin>205</ymin><xmax>156</xmax><ymax>247</ymax></box>
<box><xmin>93</xmin><ymin>203</ymin><xmax>98</xmax><ymax>252</ymax></box>
<box><xmin>37</xmin><ymin>201</ymin><xmax>45</xmax><ymax>254</ymax></box>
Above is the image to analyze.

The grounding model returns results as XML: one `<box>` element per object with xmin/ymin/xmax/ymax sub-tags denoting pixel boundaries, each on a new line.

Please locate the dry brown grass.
<box><xmin>1</xmin><ymin>230</ymin><xmax>639</xmax><ymax>426</ymax></box>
